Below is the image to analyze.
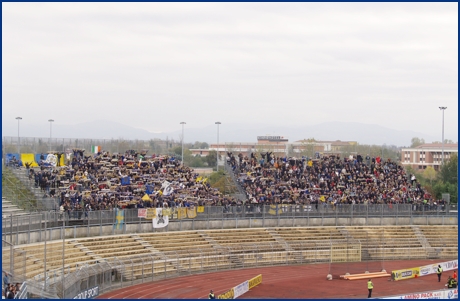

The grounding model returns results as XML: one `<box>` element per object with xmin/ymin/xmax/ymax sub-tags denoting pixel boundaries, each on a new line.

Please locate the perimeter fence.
<box><xmin>15</xmin><ymin>235</ymin><xmax>457</xmax><ymax>299</ymax></box>
<box><xmin>2</xmin><ymin>203</ymin><xmax>458</xmax><ymax>246</ymax></box>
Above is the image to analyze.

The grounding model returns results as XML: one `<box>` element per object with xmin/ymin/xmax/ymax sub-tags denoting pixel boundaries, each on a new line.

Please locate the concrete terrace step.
<box><xmin>2</xmin><ymin>204</ymin><xmax>19</xmax><ymax>209</ymax></box>
<box><xmin>2</xmin><ymin>208</ymin><xmax>25</xmax><ymax>212</ymax></box>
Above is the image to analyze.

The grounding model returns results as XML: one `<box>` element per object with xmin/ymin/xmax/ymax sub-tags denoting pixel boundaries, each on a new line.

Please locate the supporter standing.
<box><xmin>2</xmin><ymin>273</ymin><xmax>8</xmax><ymax>290</ymax></box>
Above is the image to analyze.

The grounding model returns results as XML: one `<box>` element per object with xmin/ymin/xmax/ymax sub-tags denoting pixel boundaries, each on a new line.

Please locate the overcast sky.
<box><xmin>2</xmin><ymin>2</ymin><xmax>458</xmax><ymax>141</ymax></box>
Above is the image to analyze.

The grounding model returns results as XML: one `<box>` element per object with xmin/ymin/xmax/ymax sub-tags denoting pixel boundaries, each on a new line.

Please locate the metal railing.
<box><xmin>2</xmin><ymin>240</ymin><xmax>26</xmax><ymax>284</ymax></box>
<box><xmin>2</xmin><ymin>203</ymin><xmax>457</xmax><ymax>246</ymax></box>
<box><xmin>3</xmin><ymin>223</ymin><xmax>458</xmax><ymax>298</ymax></box>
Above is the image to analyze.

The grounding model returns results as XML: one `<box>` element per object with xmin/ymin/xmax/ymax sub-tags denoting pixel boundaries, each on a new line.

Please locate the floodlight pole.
<box><xmin>16</xmin><ymin>117</ymin><xmax>22</xmax><ymax>154</ymax></box>
<box><xmin>215</xmin><ymin>122</ymin><xmax>221</xmax><ymax>172</ymax></box>
<box><xmin>439</xmin><ymin>107</ymin><xmax>447</xmax><ymax>166</ymax></box>
<box><xmin>180</xmin><ymin>122</ymin><xmax>186</xmax><ymax>166</ymax></box>
<box><xmin>48</xmin><ymin>119</ymin><xmax>54</xmax><ymax>152</ymax></box>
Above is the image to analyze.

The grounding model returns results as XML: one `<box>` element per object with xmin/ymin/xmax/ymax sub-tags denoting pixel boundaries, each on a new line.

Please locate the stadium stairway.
<box><xmin>8</xmin><ymin>167</ymin><xmax>58</xmax><ymax>211</ymax></box>
<box><xmin>417</xmin><ymin>225</ymin><xmax>458</xmax><ymax>259</ymax></box>
<box><xmin>266</xmin><ymin>229</ymin><xmax>306</xmax><ymax>264</ymax></box>
<box><xmin>2</xmin><ymin>197</ymin><xmax>28</xmax><ymax>217</ymax></box>
<box><xmin>196</xmin><ymin>230</ymin><xmax>220</xmax><ymax>247</ymax></box>
<box><xmin>130</xmin><ymin>234</ymin><xmax>186</xmax><ymax>274</ymax></box>
<box><xmin>266</xmin><ymin>229</ymin><xmax>294</xmax><ymax>251</ymax></box>
<box><xmin>223</xmin><ymin>163</ymin><xmax>247</xmax><ymax>201</ymax></box>
<box><xmin>411</xmin><ymin>226</ymin><xmax>437</xmax><ymax>259</ymax></box>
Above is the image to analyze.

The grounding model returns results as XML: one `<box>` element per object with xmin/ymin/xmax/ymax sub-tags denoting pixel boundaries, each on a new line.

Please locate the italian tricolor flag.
<box><xmin>91</xmin><ymin>146</ymin><xmax>101</xmax><ymax>153</ymax></box>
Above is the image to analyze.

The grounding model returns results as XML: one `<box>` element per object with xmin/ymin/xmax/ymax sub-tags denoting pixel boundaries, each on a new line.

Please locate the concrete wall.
<box><xmin>4</xmin><ymin>215</ymin><xmax>458</xmax><ymax>246</ymax></box>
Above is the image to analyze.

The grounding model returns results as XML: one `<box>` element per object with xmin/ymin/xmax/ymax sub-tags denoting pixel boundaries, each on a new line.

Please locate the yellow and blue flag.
<box><xmin>114</xmin><ymin>208</ymin><xmax>124</xmax><ymax>229</ymax></box>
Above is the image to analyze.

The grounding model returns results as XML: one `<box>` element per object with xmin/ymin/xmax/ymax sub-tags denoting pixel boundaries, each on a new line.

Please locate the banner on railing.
<box><xmin>268</xmin><ymin>205</ymin><xmax>282</xmax><ymax>215</ymax></box>
<box><xmin>233</xmin><ymin>281</ymin><xmax>249</xmax><ymax>299</ymax></box>
<box><xmin>73</xmin><ymin>286</ymin><xmax>99</xmax><ymax>299</ymax></box>
<box><xmin>379</xmin><ymin>288</ymin><xmax>458</xmax><ymax>299</ymax></box>
<box><xmin>217</xmin><ymin>274</ymin><xmax>262</xmax><ymax>299</ymax></box>
<box><xmin>420</xmin><ymin>260</ymin><xmax>458</xmax><ymax>277</ymax></box>
<box><xmin>152</xmin><ymin>208</ymin><xmax>169</xmax><ymax>228</ymax></box>
<box><xmin>177</xmin><ymin>208</ymin><xmax>187</xmax><ymax>219</ymax></box>
<box><xmin>248</xmin><ymin>274</ymin><xmax>262</xmax><ymax>289</ymax></box>
<box><xmin>217</xmin><ymin>288</ymin><xmax>234</xmax><ymax>299</ymax></box>
<box><xmin>187</xmin><ymin>207</ymin><xmax>197</xmax><ymax>218</ymax></box>
<box><xmin>113</xmin><ymin>209</ymin><xmax>124</xmax><ymax>230</ymax></box>
<box><xmin>138</xmin><ymin>209</ymin><xmax>147</xmax><ymax>218</ymax></box>
<box><xmin>145</xmin><ymin>208</ymin><xmax>156</xmax><ymax>220</ymax></box>
<box><xmin>391</xmin><ymin>267</ymin><xmax>420</xmax><ymax>281</ymax></box>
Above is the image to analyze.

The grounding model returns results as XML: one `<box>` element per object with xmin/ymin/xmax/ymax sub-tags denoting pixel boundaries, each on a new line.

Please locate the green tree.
<box><xmin>423</xmin><ymin>166</ymin><xmax>436</xmax><ymax>185</ymax></box>
<box><xmin>172</xmin><ymin>146</ymin><xmax>183</xmax><ymax>156</ymax></box>
<box><xmin>410</xmin><ymin>137</ymin><xmax>425</xmax><ymax>148</ymax></box>
<box><xmin>430</xmin><ymin>153</ymin><xmax>459</xmax><ymax>204</ymax></box>
<box><xmin>36</xmin><ymin>139</ymin><xmax>49</xmax><ymax>154</ymax></box>
<box><xmin>438</xmin><ymin>153</ymin><xmax>458</xmax><ymax>184</ymax></box>
<box><xmin>117</xmin><ymin>139</ymin><xmax>131</xmax><ymax>153</ymax></box>
<box><xmin>206</xmin><ymin>150</ymin><xmax>217</xmax><ymax>169</ymax></box>
<box><xmin>433</xmin><ymin>181</ymin><xmax>457</xmax><ymax>204</ymax></box>
<box><xmin>300</xmin><ymin>138</ymin><xmax>316</xmax><ymax>158</ymax></box>
<box><xmin>4</xmin><ymin>145</ymin><xmax>17</xmax><ymax>153</ymax></box>
<box><xmin>189</xmin><ymin>155</ymin><xmax>205</xmax><ymax>167</ymax></box>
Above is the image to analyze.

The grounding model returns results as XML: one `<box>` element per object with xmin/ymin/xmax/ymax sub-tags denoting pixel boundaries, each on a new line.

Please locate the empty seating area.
<box><xmin>3</xmin><ymin>241</ymin><xmax>97</xmax><ymax>279</ymax></box>
<box><xmin>274</xmin><ymin>226</ymin><xmax>346</xmax><ymax>245</ymax></box>
<box><xmin>273</xmin><ymin>227</ymin><xmax>347</xmax><ymax>263</ymax></box>
<box><xmin>136</xmin><ymin>231</ymin><xmax>232</xmax><ymax>274</ymax></box>
<box><xmin>344</xmin><ymin>226</ymin><xmax>426</xmax><ymax>260</ymax></box>
<box><xmin>418</xmin><ymin>225</ymin><xmax>458</xmax><ymax>259</ymax></box>
<box><xmin>137</xmin><ymin>231</ymin><xmax>215</xmax><ymax>257</ymax></box>
<box><xmin>75</xmin><ymin>235</ymin><xmax>154</xmax><ymax>259</ymax></box>
<box><xmin>7</xmin><ymin>225</ymin><xmax>458</xmax><ymax>283</ymax></box>
<box><xmin>203</xmin><ymin>229</ymin><xmax>289</xmax><ymax>267</ymax></box>
<box><xmin>206</xmin><ymin>228</ymin><xmax>284</xmax><ymax>252</ymax></box>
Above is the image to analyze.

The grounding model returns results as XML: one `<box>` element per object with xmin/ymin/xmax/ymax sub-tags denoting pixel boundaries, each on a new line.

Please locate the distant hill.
<box><xmin>2</xmin><ymin>120</ymin><xmax>440</xmax><ymax>147</ymax></box>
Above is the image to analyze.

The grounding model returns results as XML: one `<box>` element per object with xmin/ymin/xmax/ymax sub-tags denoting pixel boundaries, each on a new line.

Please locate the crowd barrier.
<box><xmin>218</xmin><ymin>274</ymin><xmax>262</xmax><ymax>299</ymax></box>
<box><xmin>379</xmin><ymin>288</ymin><xmax>458</xmax><ymax>299</ymax></box>
<box><xmin>391</xmin><ymin>260</ymin><xmax>458</xmax><ymax>281</ymax></box>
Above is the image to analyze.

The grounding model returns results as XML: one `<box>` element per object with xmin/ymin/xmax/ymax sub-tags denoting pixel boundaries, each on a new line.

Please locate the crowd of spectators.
<box><xmin>24</xmin><ymin>149</ymin><xmax>238</xmax><ymax>217</ymax></box>
<box><xmin>9</xmin><ymin>148</ymin><xmax>447</xmax><ymax>216</ymax></box>
<box><xmin>2</xmin><ymin>272</ymin><xmax>20</xmax><ymax>299</ymax></box>
<box><xmin>227</xmin><ymin>151</ymin><xmax>444</xmax><ymax>209</ymax></box>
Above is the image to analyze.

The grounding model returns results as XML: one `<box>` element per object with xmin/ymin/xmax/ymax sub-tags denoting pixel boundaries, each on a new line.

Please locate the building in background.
<box><xmin>400</xmin><ymin>143</ymin><xmax>458</xmax><ymax>171</ymax></box>
<box><xmin>190</xmin><ymin>136</ymin><xmax>357</xmax><ymax>159</ymax></box>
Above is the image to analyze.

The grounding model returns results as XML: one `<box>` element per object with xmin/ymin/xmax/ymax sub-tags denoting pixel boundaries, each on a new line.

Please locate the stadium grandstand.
<box><xmin>2</xmin><ymin>141</ymin><xmax>457</xmax><ymax>299</ymax></box>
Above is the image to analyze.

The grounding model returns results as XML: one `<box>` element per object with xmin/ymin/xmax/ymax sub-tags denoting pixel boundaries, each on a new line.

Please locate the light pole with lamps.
<box><xmin>180</xmin><ymin>122</ymin><xmax>186</xmax><ymax>166</ymax></box>
<box><xmin>215</xmin><ymin>122</ymin><xmax>221</xmax><ymax>172</ymax></box>
<box><xmin>15</xmin><ymin>117</ymin><xmax>22</xmax><ymax>154</ymax></box>
<box><xmin>48</xmin><ymin>119</ymin><xmax>54</xmax><ymax>152</ymax></box>
<box><xmin>439</xmin><ymin>107</ymin><xmax>447</xmax><ymax>166</ymax></box>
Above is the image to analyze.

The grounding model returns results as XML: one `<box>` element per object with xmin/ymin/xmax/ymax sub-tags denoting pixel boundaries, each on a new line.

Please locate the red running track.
<box><xmin>98</xmin><ymin>259</ymin><xmax>453</xmax><ymax>299</ymax></box>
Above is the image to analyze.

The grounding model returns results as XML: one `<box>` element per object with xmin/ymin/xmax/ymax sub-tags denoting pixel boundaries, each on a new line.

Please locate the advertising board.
<box><xmin>391</xmin><ymin>267</ymin><xmax>420</xmax><ymax>281</ymax></box>
<box><xmin>380</xmin><ymin>288</ymin><xmax>457</xmax><ymax>299</ymax></box>
<box><xmin>420</xmin><ymin>260</ymin><xmax>458</xmax><ymax>277</ymax></box>
<box><xmin>73</xmin><ymin>286</ymin><xmax>99</xmax><ymax>299</ymax></box>
<box><xmin>233</xmin><ymin>281</ymin><xmax>249</xmax><ymax>299</ymax></box>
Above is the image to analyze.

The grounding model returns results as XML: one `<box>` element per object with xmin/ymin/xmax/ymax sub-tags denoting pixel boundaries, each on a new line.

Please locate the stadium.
<box><xmin>2</xmin><ymin>138</ymin><xmax>458</xmax><ymax>299</ymax></box>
